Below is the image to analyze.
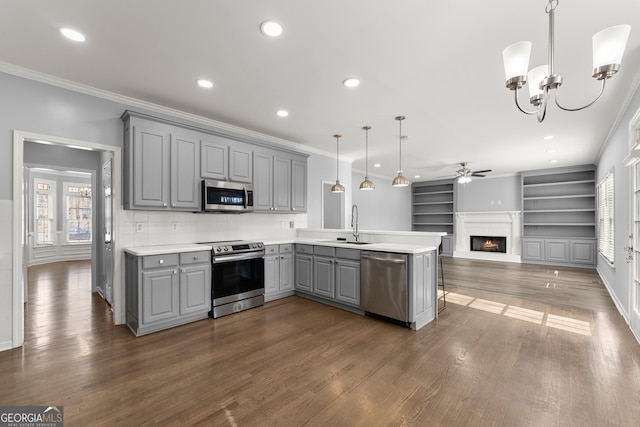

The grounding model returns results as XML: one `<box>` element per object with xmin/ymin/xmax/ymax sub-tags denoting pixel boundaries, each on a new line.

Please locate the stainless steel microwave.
<box><xmin>202</xmin><ymin>180</ymin><xmax>254</xmax><ymax>212</ymax></box>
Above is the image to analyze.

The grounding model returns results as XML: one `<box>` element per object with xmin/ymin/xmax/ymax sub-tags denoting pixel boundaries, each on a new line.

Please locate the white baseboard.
<box><xmin>596</xmin><ymin>267</ymin><xmax>629</xmax><ymax>323</ymax></box>
<box><xmin>0</xmin><ymin>340</ymin><xmax>14</xmax><ymax>352</ymax></box>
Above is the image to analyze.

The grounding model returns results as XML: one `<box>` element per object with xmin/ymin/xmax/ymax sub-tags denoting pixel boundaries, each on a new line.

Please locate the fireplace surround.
<box><xmin>454</xmin><ymin>211</ymin><xmax>521</xmax><ymax>262</ymax></box>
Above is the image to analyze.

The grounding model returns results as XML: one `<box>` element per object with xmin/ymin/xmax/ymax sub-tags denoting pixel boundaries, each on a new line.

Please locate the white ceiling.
<box><xmin>2</xmin><ymin>0</ymin><xmax>639</xmax><ymax>182</ymax></box>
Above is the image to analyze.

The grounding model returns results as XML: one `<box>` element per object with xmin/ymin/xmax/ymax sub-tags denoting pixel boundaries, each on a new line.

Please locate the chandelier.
<box><xmin>502</xmin><ymin>0</ymin><xmax>631</xmax><ymax>122</ymax></box>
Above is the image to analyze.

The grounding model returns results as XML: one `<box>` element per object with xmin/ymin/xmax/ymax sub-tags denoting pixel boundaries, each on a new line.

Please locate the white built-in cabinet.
<box><xmin>122</xmin><ymin>110</ymin><xmax>307</xmax><ymax>212</ymax></box>
<box><xmin>264</xmin><ymin>244</ymin><xmax>294</xmax><ymax>302</ymax></box>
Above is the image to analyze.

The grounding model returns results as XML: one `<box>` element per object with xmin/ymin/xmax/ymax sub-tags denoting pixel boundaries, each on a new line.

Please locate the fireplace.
<box><xmin>470</xmin><ymin>236</ymin><xmax>507</xmax><ymax>253</ymax></box>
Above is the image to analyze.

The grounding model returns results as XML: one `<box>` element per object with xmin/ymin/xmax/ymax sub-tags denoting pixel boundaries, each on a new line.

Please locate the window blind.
<box><xmin>597</xmin><ymin>170</ymin><xmax>614</xmax><ymax>264</ymax></box>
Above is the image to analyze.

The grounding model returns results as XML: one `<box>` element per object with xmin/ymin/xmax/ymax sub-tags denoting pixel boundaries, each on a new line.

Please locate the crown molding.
<box><xmin>0</xmin><ymin>61</ymin><xmax>340</xmax><ymax>159</ymax></box>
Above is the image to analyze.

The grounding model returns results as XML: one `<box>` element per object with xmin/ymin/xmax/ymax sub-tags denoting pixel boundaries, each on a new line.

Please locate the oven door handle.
<box><xmin>213</xmin><ymin>251</ymin><xmax>265</xmax><ymax>264</ymax></box>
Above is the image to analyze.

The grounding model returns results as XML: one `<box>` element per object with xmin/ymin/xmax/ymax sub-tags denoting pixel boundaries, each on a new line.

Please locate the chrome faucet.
<box><xmin>351</xmin><ymin>204</ymin><xmax>359</xmax><ymax>242</ymax></box>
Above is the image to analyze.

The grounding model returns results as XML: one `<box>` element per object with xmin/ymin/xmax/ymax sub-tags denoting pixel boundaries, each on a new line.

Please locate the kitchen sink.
<box><xmin>319</xmin><ymin>239</ymin><xmax>371</xmax><ymax>245</ymax></box>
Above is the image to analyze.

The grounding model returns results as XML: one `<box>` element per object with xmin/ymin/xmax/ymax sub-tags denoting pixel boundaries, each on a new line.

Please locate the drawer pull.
<box><xmin>159</xmin><ymin>259</ymin><xmax>164</xmax><ymax>265</ymax></box>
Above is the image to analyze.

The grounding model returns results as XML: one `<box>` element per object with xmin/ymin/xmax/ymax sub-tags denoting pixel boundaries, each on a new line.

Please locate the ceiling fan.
<box><xmin>454</xmin><ymin>162</ymin><xmax>492</xmax><ymax>184</ymax></box>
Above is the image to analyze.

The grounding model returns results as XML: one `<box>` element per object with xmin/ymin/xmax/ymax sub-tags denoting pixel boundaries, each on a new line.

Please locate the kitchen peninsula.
<box><xmin>124</xmin><ymin>229</ymin><xmax>444</xmax><ymax>335</ymax></box>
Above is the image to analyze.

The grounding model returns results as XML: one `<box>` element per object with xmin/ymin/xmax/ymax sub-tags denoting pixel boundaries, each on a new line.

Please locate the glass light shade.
<box><xmin>502</xmin><ymin>41</ymin><xmax>532</xmax><ymax>80</ymax></box>
<box><xmin>392</xmin><ymin>172</ymin><xmax>410</xmax><ymax>187</ymax></box>
<box><xmin>331</xmin><ymin>180</ymin><xmax>345</xmax><ymax>193</ymax></box>
<box><xmin>359</xmin><ymin>176</ymin><xmax>375</xmax><ymax>190</ymax></box>
<box><xmin>457</xmin><ymin>176</ymin><xmax>472</xmax><ymax>184</ymax></box>
<box><xmin>592</xmin><ymin>25</ymin><xmax>631</xmax><ymax>69</ymax></box>
<box><xmin>527</xmin><ymin>65</ymin><xmax>548</xmax><ymax>99</ymax></box>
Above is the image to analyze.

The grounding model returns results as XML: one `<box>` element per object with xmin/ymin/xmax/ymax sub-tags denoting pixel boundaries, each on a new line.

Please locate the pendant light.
<box><xmin>331</xmin><ymin>134</ymin><xmax>345</xmax><ymax>193</ymax></box>
<box><xmin>392</xmin><ymin>115</ymin><xmax>410</xmax><ymax>187</ymax></box>
<box><xmin>359</xmin><ymin>126</ymin><xmax>375</xmax><ymax>190</ymax></box>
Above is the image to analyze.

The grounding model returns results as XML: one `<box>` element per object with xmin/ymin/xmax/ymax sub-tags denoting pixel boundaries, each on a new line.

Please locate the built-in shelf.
<box><xmin>521</xmin><ymin>165</ymin><xmax>596</xmax><ymax>266</ymax></box>
<box><xmin>412</xmin><ymin>180</ymin><xmax>455</xmax><ymax>255</ymax></box>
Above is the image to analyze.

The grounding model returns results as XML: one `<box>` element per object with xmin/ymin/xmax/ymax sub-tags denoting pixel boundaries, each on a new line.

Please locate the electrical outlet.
<box><xmin>171</xmin><ymin>223</ymin><xmax>178</xmax><ymax>232</ymax></box>
<box><xmin>136</xmin><ymin>222</ymin><xmax>144</xmax><ymax>233</ymax></box>
<box><xmin>289</xmin><ymin>221</ymin><xmax>295</xmax><ymax>229</ymax></box>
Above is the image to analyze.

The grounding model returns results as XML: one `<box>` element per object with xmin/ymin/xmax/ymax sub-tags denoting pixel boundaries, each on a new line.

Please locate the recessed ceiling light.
<box><xmin>197</xmin><ymin>79</ymin><xmax>214</xmax><ymax>89</ymax></box>
<box><xmin>343</xmin><ymin>78</ymin><xmax>360</xmax><ymax>88</ymax></box>
<box><xmin>276</xmin><ymin>110</ymin><xmax>289</xmax><ymax>117</ymax></box>
<box><xmin>546</xmin><ymin>149</ymin><xmax>556</xmax><ymax>153</ymax></box>
<box><xmin>543</xmin><ymin>135</ymin><xmax>554</xmax><ymax>140</ymax></box>
<box><xmin>549</xmin><ymin>159</ymin><xmax>558</xmax><ymax>163</ymax></box>
<box><xmin>414</xmin><ymin>175</ymin><xmax>421</xmax><ymax>178</ymax></box>
<box><xmin>260</xmin><ymin>21</ymin><xmax>283</xmax><ymax>37</ymax></box>
<box><xmin>374</xmin><ymin>163</ymin><xmax>381</xmax><ymax>168</ymax></box>
<box><xmin>59</xmin><ymin>27</ymin><xmax>86</xmax><ymax>42</ymax></box>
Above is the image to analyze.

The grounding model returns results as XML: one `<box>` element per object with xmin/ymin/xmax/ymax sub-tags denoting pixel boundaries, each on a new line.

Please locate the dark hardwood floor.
<box><xmin>1</xmin><ymin>258</ymin><xmax>639</xmax><ymax>426</ymax></box>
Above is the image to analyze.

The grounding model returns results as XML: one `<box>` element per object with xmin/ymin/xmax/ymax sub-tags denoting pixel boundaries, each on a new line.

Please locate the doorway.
<box><xmin>321</xmin><ymin>180</ymin><xmax>345</xmax><ymax>229</ymax></box>
<box><xmin>12</xmin><ymin>131</ymin><xmax>122</xmax><ymax>349</ymax></box>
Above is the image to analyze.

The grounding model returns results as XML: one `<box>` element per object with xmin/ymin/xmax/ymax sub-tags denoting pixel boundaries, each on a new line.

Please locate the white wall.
<box><xmin>306</xmin><ymin>153</ymin><xmax>352</xmax><ymax>229</ymax></box>
<box><xmin>455</xmin><ymin>175</ymin><xmax>521</xmax><ymax>212</ymax></box>
<box><xmin>596</xmin><ymin>84</ymin><xmax>640</xmax><ymax>320</ymax></box>
<box><xmin>351</xmin><ymin>171</ymin><xmax>411</xmax><ymax>231</ymax></box>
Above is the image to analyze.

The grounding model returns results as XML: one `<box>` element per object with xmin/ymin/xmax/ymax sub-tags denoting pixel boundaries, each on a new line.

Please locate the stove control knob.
<box><xmin>223</xmin><ymin>247</ymin><xmax>228</xmax><ymax>251</ymax></box>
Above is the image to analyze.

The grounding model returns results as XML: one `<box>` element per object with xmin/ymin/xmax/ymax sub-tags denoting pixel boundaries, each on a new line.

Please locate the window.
<box><xmin>597</xmin><ymin>169</ymin><xmax>614</xmax><ymax>264</ymax></box>
<box><xmin>65</xmin><ymin>182</ymin><xmax>92</xmax><ymax>243</ymax></box>
<box><xmin>35</xmin><ymin>179</ymin><xmax>55</xmax><ymax>245</ymax></box>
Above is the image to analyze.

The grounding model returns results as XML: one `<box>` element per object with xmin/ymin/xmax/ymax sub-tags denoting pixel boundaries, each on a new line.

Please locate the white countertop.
<box><xmin>266</xmin><ymin>238</ymin><xmax>436</xmax><ymax>254</ymax></box>
<box><xmin>124</xmin><ymin>240</ymin><xmax>436</xmax><ymax>256</ymax></box>
<box><xmin>124</xmin><ymin>243</ymin><xmax>212</xmax><ymax>256</ymax></box>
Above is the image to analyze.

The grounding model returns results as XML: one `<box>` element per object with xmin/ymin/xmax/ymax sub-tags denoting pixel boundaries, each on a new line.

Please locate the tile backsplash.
<box><xmin>118</xmin><ymin>210</ymin><xmax>308</xmax><ymax>247</ymax></box>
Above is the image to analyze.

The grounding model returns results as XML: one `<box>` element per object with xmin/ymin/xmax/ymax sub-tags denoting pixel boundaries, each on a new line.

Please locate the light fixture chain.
<box><xmin>399</xmin><ymin>119</ymin><xmax>403</xmax><ymax>172</ymax></box>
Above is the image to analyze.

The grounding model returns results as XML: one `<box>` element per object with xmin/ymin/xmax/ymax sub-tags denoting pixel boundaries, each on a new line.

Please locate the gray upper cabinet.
<box><xmin>122</xmin><ymin>110</ymin><xmax>307</xmax><ymax>212</ymax></box>
<box><xmin>254</xmin><ymin>150</ymin><xmax>306</xmax><ymax>213</ymax></box>
<box><xmin>254</xmin><ymin>152</ymin><xmax>273</xmax><ymax>211</ymax></box>
<box><xmin>123</xmin><ymin>112</ymin><xmax>199</xmax><ymax>211</ymax></box>
<box><xmin>292</xmin><ymin>160</ymin><xmax>307</xmax><ymax>212</ymax></box>
<box><xmin>130</xmin><ymin>126</ymin><xmax>170</xmax><ymax>209</ymax></box>
<box><xmin>274</xmin><ymin>156</ymin><xmax>291</xmax><ymax>211</ymax></box>
<box><xmin>171</xmin><ymin>132</ymin><xmax>200</xmax><ymax>210</ymax></box>
<box><xmin>229</xmin><ymin>145</ymin><xmax>253</xmax><ymax>183</ymax></box>
<box><xmin>200</xmin><ymin>136</ymin><xmax>228</xmax><ymax>181</ymax></box>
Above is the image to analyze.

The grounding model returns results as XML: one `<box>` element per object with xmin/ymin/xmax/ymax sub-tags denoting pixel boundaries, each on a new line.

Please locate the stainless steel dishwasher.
<box><xmin>361</xmin><ymin>251</ymin><xmax>408</xmax><ymax>324</ymax></box>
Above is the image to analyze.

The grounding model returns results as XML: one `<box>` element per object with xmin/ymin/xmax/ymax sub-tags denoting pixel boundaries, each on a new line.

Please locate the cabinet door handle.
<box><xmin>173</xmin><ymin>269</ymin><xmax>178</xmax><ymax>274</ymax></box>
<box><xmin>159</xmin><ymin>259</ymin><xmax>164</xmax><ymax>264</ymax></box>
<box><xmin>193</xmin><ymin>256</ymin><xmax>198</xmax><ymax>260</ymax></box>
<box><xmin>163</xmin><ymin>203</ymin><xmax>168</xmax><ymax>207</ymax></box>
<box><xmin>292</xmin><ymin>208</ymin><xmax>296</xmax><ymax>211</ymax></box>
<box><xmin>181</xmin><ymin>268</ymin><xmax>186</xmax><ymax>273</ymax></box>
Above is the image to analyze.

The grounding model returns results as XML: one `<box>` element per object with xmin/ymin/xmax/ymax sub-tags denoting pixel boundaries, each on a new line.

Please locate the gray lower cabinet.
<box><xmin>295</xmin><ymin>244</ymin><xmax>314</xmax><ymax>293</ymax></box>
<box><xmin>265</xmin><ymin>244</ymin><xmax>294</xmax><ymax>302</ymax></box>
<box><xmin>126</xmin><ymin>250</ymin><xmax>211</xmax><ymax>336</ymax></box>
<box><xmin>335</xmin><ymin>257</ymin><xmax>360</xmax><ymax>306</ymax></box>
<box><xmin>440</xmin><ymin>235</ymin><xmax>454</xmax><ymax>256</ymax></box>
<box><xmin>522</xmin><ymin>237</ymin><xmax>596</xmax><ymax>266</ymax></box>
<box><xmin>313</xmin><ymin>256</ymin><xmax>335</xmax><ymax>299</ymax></box>
<box><xmin>295</xmin><ymin>244</ymin><xmax>361</xmax><ymax>308</ymax></box>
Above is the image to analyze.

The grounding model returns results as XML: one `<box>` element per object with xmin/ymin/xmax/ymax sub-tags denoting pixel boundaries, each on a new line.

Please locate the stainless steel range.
<box><xmin>202</xmin><ymin>240</ymin><xmax>265</xmax><ymax>318</ymax></box>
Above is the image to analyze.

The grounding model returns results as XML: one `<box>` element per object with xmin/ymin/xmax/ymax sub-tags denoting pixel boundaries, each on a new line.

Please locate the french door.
<box><xmin>631</xmin><ymin>160</ymin><xmax>640</xmax><ymax>338</ymax></box>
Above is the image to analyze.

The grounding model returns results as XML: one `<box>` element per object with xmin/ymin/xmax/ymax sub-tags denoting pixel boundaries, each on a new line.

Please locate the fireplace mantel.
<box><xmin>454</xmin><ymin>211</ymin><xmax>521</xmax><ymax>262</ymax></box>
